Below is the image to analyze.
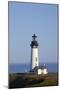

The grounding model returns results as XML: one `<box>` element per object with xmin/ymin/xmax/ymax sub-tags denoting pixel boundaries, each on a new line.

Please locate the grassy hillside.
<box><xmin>9</xmin><ymin>73</ymin><xmax>58</xmax><ymax>88</ymax></box>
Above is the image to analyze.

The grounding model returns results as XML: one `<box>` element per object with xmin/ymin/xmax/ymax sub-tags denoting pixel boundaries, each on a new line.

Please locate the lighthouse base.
<box><xmin>30</xmin><ymin>66</ymin><xmax>48</xmax><ymax>75</ymax></box>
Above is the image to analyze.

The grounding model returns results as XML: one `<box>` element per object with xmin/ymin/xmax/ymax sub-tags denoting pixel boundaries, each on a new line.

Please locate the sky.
<box><xmin>8</xmin><ymin>2</ymin><xmax>58</xmax><ymax>64</ymax></box>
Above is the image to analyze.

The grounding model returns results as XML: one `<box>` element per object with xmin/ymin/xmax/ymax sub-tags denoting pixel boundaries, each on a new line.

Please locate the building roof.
<box><xmin>34</xmin><ymin>66</ymin><xmax>47</xmax><ymax>70</ymax></box>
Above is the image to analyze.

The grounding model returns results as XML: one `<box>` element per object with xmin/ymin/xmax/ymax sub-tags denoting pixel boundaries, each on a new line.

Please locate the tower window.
<box><xmin>36</xmin><ymin>57</ymin><xmax>37</xmax><ymax>62</ymax></box>
<box><xmin>35</xmin><ymin>57</ymin><xmax>37</xmax><ymax>66</ymax></box>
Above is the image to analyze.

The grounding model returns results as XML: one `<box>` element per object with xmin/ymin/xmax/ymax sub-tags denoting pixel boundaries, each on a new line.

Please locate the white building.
<box><xmin>37</xmin><ymin>67</ymin><xmax>48</xmax><ymax>75</ymax></box>
<box><xmin>30</xmin><ymin>34</ymin><xmax>48</xmax><ymax>75</ymax></box>
<box><xmin>32</xmin><ymin>66</ymin><xmax>48</xmax><ymax>75</ymax></box>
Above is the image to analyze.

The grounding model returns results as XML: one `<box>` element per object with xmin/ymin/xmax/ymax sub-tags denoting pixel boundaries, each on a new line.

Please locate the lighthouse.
<box><xmin>30</xmin><ymin>34</ymin><xmax>48</xmax><ymax>75</ymax></box>
<box><xmin>30</xmin><ymin>34</ymin><xmax>39</xmax><ymax>70</ymax></box>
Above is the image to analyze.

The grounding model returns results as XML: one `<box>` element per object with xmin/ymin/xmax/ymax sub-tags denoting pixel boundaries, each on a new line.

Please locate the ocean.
<box><xmin>9</xmin><ymin>63</ymin><xmax>58</xmax><ymax>73</ymax></box>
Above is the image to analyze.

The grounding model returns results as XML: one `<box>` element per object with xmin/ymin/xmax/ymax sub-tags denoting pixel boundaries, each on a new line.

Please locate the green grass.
<box><xmin>9</xmin><ymin>73</ymin><xmax>58</xmax><ymax>88</ymax></box>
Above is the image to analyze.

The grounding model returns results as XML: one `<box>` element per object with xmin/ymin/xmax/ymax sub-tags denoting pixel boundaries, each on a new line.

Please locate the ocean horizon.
<box><xmin>9</xmin><ymin>62</ymin><xmax>58</xmax><ymax>74</ymax></box>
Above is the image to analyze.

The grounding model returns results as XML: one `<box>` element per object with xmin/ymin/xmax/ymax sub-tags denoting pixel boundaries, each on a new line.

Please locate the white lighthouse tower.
<box><xmin>30</xmin><ymin>34</ymin><xmax>39</xmax><ymax>70</ymax></box>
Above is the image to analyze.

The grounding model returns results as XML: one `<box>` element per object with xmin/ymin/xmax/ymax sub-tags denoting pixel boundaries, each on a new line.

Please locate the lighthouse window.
<box><xmin>35</xmin><ymin>57</ymin><xmax>37</xmax><ymax>66</ymax></box>
<box><xmin>36</xmin><ymin>57</ymin><xmax>37</xmax><ymax>62</ymax></box>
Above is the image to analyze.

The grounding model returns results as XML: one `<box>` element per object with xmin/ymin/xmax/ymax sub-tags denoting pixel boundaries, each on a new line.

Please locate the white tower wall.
<box><xmin>31</xmin><ymin>46</ymin><xmax>39</xmax><ymax>69</ymax></box>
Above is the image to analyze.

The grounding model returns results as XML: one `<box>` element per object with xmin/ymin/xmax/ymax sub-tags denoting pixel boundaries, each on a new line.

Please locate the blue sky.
<box><xmin>8</xmin><ymin>2</ymin><xmax>58</xmax><ymax>64</ymax></box>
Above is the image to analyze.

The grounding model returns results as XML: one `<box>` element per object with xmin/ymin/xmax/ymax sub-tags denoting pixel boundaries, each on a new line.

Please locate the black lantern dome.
<box><xmin>30</xmin><ymin>34</ymin><xmax>38</xmax><ymax>48</ymax></box>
